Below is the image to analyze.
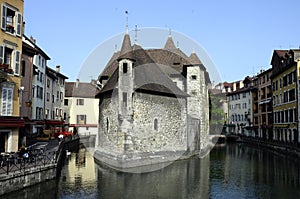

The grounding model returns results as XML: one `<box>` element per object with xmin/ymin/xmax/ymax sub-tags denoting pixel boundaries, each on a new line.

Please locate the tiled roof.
<box><xmin>65</xmin><ymin>82</ymin><xmax>98</xmax><ymax>98</ymax></box>
<box><xmin>187</xmin><ymin>52</ymin><xmax>202</xmax><ymax>65</ymax></box>
<box><xmin>96</xmin><ymin>48</ymin><xmax>188</xmax><ymax>98</ymax></box>
<box><xmin>164</xmin><ymin>36</ymin><xmax>177</xmax><ymax>49</ymax></box>
<box><xmin>118</xmin><ymin>33</ymin><xmax>134</xmax><ymax>60</ymax></box>
<box><xmin>96</xmin><ymin>33</ymin><xmax>211</xmax><ymax>97</ymax></box>
<box><xmin>46</xmin><ymin>66</ymin><xmax>68</xmax><ymax>79</ymax></box>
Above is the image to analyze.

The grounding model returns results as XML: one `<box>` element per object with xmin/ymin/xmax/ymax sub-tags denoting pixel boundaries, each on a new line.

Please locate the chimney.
<box><xmin>56</xmin><ymin>65</ymin><xmax>60</xmax><ymax>73</ymax></box>
<box><xmin>30</xmin><ymin>35</ymin><xmax>36</xmax><ymax>44</ymax></box>
<box><xmin>76</xmin><ymin>78</ymin><xmax>79</xmax><ymax>88</ymax></box>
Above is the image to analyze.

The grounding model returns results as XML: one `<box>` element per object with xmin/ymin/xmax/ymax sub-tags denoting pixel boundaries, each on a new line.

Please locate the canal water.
<box><xmin>2</xmin><ymin>143</ymin><xmax>300</xmax><ymax>199</ymax></box>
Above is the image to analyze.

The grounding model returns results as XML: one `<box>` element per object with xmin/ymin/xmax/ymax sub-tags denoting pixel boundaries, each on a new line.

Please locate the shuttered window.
<box><xmin>1</xmin><ymin>87</ymin><xmax>13</xmax><ymax>116</ymax></box>
<box><xmin>1</xmin><ymin>4</ymin><xmax>23</xmax><ymax>37</ymax></box>
<box><xmin>14</xmin><ymin>50</ymin><xmax>20</xmax><ymax>75</ymax></box>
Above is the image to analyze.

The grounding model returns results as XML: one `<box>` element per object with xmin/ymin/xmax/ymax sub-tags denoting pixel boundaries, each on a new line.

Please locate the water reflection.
<box><xmin>95</xmin><ymin>155</ymin><xmax>210</xmax><ymax>199</ymax></box>
<box><xmin>1</xmin><ymin>143</ymin><xmax>300</xmax><ymax>199</ymax></box>
<box><xmin>210</xmin><ymin>144</ymin><xmax>300</xmax><ymax>199</ymax></box>
<box><xmin>57</xmin><ymin>147</ymin><xmax>97</xmax><ymax>198</ymax></box>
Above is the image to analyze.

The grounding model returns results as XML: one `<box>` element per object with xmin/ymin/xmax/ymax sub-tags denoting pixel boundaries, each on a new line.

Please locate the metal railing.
<box><xmin>0</xmin><ymin>148</ymin><xmax>57</xmax><ymax>176</ymax></box>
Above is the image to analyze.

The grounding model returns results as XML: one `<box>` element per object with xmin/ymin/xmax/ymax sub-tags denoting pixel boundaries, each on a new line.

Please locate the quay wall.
<box><xmin>0</xmin><ymin>164</ymin><xmax>56</xmax><ymax>196</ymax></box>
<box><xmin>0</xmin><ymin>136</ymin><xmax>80</xmax><ymax>196</ymax></box>
<box><xmin>240</xmin><ymin>136</ymin><xmax>300</xmax><ymax>157</ymax></box>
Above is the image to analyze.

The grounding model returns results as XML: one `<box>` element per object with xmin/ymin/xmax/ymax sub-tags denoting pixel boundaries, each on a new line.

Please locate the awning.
<box><xmin>35</xmin><ymin>120</ymin><xmax>64</xmax><ymax>126</ymax></box>
<box><xmin>0</xmin><ymin>116</ymin><xmax>25</xmax><ymax>127</ymax></box>
<box><xmin>69</xmin><ymin>124</ymin><xmax>97</xmax><ymax>128</ymax></box>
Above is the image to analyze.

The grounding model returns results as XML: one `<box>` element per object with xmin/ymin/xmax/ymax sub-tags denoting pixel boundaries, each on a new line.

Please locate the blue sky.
<box><xmin>24</xmin><ymin>0</ymin><xmax>300</xmax><ymax>83</ymax></box>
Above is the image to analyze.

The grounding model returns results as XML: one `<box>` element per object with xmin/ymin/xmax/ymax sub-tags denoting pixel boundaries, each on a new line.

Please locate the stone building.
<box><xmin>94</xmin><ymin>31</ymin><xmax>210</xmax><ymax>169</ymax></box>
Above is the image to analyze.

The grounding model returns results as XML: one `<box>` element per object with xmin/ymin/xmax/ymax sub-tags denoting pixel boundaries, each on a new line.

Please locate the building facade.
<box><xmin>44</xmin><ymin>65</ymin><xmax>68</xmax><ymax>129</ymax></box>
<box><xmin>22</xmin><ymin>35</ymin><xmax>50</xmax><ymax>134</ymax></box>
<box><xmin>226</xmin><ymin>77</ymin><xmax>253</xmax><ymax>136</ymax></box>
<box><xmin>271</xmin><ymin>49</ymin><xmax>299</xmax><ymax>144</ymax></box>
<box><xmin>252</xmin><ymin>68</ymin><xmax>273</xmax><ymax>140</ymax></box>
<box><xmin>0</xmin><ymin>0</ymin><xmax>24</xmax><ymax>152</ymax></box>
<box><xmin>64</xmin><ymin>79</ymin><xmax>99</xmax><ymax>138</ymax></box>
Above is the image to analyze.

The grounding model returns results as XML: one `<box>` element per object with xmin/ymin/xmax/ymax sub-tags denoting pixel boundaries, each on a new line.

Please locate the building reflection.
<box><xmin>95</xmin><ymin>155</ymin><xmax>210</xmax><ymax>199</ymax></box>
<box><xmin>210</xmin><ymin>143</ymin><xmax>300</xmax><ymax>198</ymax></box>
<box><xmin>61</xmin><ymin>147</ymin><xmax>96</xmax><ymax>188</ymax></box>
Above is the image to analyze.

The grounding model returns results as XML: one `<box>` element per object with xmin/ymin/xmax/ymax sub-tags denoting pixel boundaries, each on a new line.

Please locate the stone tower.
<box><xmin>186</xmin><ymin>52</ymin><xmax>209</xmax><ymax>150</ymax></box>
<box><xmin>118</xmin><ymin>32</ymin><xmax>135</xmax><ymax>151</ymax></box>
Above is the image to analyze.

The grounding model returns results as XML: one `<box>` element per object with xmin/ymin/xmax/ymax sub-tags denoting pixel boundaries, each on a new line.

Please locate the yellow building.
<box><xmin>0</xmin><ymin>0</ymin><xmax>24</xmax><ymax>152</ymax></box>
<box><xmin>271</xmin><ymin>49</ymin><xmax>299</xmax><ymax>144</ymax></box>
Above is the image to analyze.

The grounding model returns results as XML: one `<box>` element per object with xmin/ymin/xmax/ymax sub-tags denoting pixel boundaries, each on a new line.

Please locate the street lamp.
<box><xmin>25</xmin><ymin>100</ymin><xmax>32</xmax><ymax>107</ymax></box>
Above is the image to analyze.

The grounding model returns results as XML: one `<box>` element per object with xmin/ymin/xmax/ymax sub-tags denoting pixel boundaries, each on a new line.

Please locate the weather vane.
<box><xmin>125</xmin><ymin>11</ymin><xmax>129</xmax><ymax>33</ymax></box>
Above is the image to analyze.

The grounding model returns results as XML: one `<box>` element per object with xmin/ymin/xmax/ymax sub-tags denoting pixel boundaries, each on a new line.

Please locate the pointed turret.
<box><xmin>163</xmin><ymin>34</ymin><xmax>188</xmax><ymax>59</ymax></box>
<box><xmin>118</xmin><ymin>33</ymin><xmax>134</xmax><ymax>61</ymax></box>
<box><xmin>188</xmin><ymin>52</ymin><xmax>202</xmax><ymax>65</ymax></box>
<box><xmin>164</xmin><ymin>35</ymin><xmax>177</xmax><ymax>49</ymax></box>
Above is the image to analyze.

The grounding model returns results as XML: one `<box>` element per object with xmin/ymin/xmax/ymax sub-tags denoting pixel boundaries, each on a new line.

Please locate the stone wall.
<box><xmin>98</xmin><ymin>93</ymin><xmax>122</xmax><ymax>153</ymax></box>
<box><xmin>98</xmin><ymin>92</ymin><xmax>187</xmax><ymax>154</ymax></box>
<box><xmin>132</xmin><ymin>92</ymin><xmax>187</xmax><ymax>152</ymax></box>
<box><xmin>0</xmin><ymin>164</ymin><xmax>56</xmax><ymax>196</ymax></box>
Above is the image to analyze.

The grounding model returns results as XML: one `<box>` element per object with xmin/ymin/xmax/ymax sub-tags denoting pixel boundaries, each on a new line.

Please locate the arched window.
<box><xmin>154</xmin><ymin>118</ymin><xmax>158</xmax><ymax>131</ymax></box>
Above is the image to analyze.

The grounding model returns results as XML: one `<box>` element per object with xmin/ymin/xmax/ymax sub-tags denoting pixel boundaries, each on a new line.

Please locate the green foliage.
<box><xmin>209</xmin><ymin>92</ymin><xmax>226</xmax><ymax>133</ymax></box>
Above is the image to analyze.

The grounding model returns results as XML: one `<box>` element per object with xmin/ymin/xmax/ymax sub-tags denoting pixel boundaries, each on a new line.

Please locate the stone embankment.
<box><xmin>0</xmin><ymin>135</ymin><xmax>79</xmax><ymax>196</ymax></box>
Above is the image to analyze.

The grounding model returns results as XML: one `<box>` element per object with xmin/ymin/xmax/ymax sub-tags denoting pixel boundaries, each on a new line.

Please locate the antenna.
<box><xmin>169</xmin><ymin>28</ymin><xmax>172</xmax><ymax>36</ymax></box>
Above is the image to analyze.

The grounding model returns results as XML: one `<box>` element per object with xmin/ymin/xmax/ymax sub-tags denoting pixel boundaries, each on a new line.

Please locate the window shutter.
<box><xmin>1</xmin><ymin>4</ymin><xmax>6</xmax><ymax>30</ymax></box>
<box><xmin>15</xmin><ymin>12</ymin><xmax>22</xmax><ymax>37</ymax></box>
<box><xmin>7</xmin><ymin>88</ymin><xmax>12</xmax><ymax>115</ymax></box>
<box><xmin>1</xmin><ymin>88</ymin><xmax>7</xmax><ymax>115</ymax></box>
<box><xmin>0</xmin><ymin>45</ymin><xmax>4</xmax><ymax>64</ymax></box>
<box><xmin>14</xmin><ymin>50</ymin><xmax>20</xmax><ymax>75</ymax></box>
<box><xmin>1</xmin><ymin>88</ymin><xmax>13</xmax><ymax>116</ymax></box>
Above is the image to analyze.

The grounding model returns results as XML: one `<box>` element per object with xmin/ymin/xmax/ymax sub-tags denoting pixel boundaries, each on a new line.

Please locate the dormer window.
<box><xmin>123</xmin><ymin>62</ymin><xmax>128</xmax><ymax>73</ymax></box>
<box><xmin>1</xmin><ymin>4</ymin><xmax>22</xmax><ymax>37</ymax></box>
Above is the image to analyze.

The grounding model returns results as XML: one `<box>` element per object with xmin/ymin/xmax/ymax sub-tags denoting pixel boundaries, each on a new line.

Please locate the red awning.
<box><xmin>34</xmin><ymin>120</ymin><xmax>64</xmax><ymax>126</ymax></box>
<box><xmin>0</xmin><ymin>116</ymin><xmax>25</xmax><ymax>127</ymax></box>
<box><xmin>69</xmin><ymin>124</ymin><xmax>98</xmax><ymax>128</ymax></box>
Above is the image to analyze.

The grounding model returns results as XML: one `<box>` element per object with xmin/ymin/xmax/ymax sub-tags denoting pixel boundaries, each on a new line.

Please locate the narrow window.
<box><xmin>0</xmin><ymin>45</ymin><xmax>4</xmax><ymax>63</ymax></box>
<box><xmin>123</xmin><ymin>92</ymin><xmax>127</xmax><ymax>107</ymax></box>
<box><xmin>191</xmin><ymin>75</ymin><xmax>197</xmax><ymax>80</ymax></box>
<box><xmin>1</xmin><ymin>5</ymin><xmax>6</xmax><ymax>30</ymax></box>
<box><xmin>123</xmin><ymin>62</ymin><xmax>128</xmax><ymax>73</ymax></box>
<box><xmin>154</xmin><ymin>118</ymin><xmax>158</xmax><ymax>131</ymax></box>
<box><xmin>21</xmin><ymin>60</ymin><xmax>25</xmax><ymax>77</ymax></box>
<box><xmin>106</xmin><ymin>118</ymin><xmax>109</xmax><ymax>132</ymax></box>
